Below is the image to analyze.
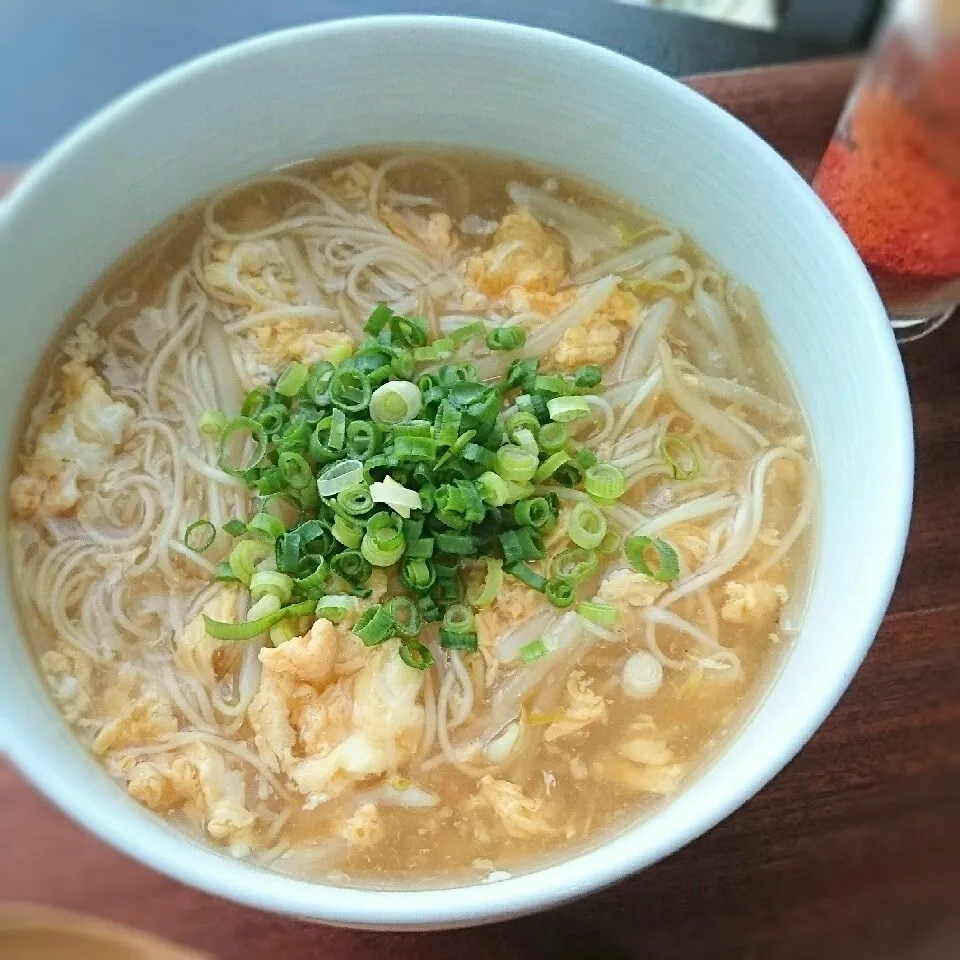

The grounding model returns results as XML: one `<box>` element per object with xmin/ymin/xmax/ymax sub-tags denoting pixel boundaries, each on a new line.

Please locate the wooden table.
<box><xmin>2</xmin><ymin>57</ymin><xmax>958</xmax><ymax>960</ymax></box>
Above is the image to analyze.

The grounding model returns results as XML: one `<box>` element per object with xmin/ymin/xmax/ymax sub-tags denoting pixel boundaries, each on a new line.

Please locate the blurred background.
<box><xmin>0</xmin><ymin>0</ymin><xmax>885</xmax><ymax>165</ymax></box>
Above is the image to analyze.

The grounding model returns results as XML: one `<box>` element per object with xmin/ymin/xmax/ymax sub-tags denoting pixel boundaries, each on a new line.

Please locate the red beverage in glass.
<box><xmin>813</xmin><ymin>0</ymin><xmax>960</xmax><ymax>335</ymax></box>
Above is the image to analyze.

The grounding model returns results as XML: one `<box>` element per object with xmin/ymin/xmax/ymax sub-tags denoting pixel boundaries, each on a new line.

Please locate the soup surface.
<box><xmin>9</xmin><ymin>149</ymin><xmax>814</xmax><ymax>885</ymax></box>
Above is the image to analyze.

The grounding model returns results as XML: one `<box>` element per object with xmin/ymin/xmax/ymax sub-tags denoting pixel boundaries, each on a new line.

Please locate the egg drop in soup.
<box><xmin>9</xmin><ymin>150</ymin><xmax>815</xmax><ymax>885</ymax></box>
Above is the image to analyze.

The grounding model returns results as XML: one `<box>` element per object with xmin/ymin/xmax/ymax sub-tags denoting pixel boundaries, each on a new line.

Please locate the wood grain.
<box><xmin>2</xmin><ymin>57</ymin><xmax>959</xmax><ymax>960</ymax></box>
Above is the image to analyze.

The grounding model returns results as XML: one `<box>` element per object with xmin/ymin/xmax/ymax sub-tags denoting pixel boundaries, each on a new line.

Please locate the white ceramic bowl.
<box><xmin>0</xmin><ymin>16</ymin><xmax>912</xmax><ymax>930</ymax></box>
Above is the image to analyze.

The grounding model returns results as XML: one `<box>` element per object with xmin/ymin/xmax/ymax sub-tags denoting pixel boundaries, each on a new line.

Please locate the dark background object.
<box><xmin>0</xmin><ymin>0</ymin><xmax>869</xmax><ymax>164</ymax></box>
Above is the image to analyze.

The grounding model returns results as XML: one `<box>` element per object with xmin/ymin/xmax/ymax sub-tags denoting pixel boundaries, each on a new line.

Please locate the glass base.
<box><xmin>891</xmin><ymin>306</ymin><xmax>956</xmax><ymax>343</ymax></box>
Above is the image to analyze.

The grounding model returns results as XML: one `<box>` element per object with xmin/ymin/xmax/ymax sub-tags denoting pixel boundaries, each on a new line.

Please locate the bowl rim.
<box><xmin>0</xmin><ymin>14</ymin><xmax>914</xmax><ymax>928</ymax></box>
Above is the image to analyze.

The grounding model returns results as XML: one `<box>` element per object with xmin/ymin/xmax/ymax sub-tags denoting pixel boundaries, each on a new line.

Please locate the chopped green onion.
<box><xmin>203</xmin><ymin>598</ymin><xmax>315</xmax><ymax>642</ymax></box>
<box><xmin>399</xmin><ymin>639</ymin><xmax>434</xmax><ymax>670</ymax></box>
<box><xmin>345</xmin><ymin>420</ymin><xmax>382</xmax><ymax>459</ymax></box>
<box><xmin>577</xmin><ymin>600</ymin><xmax>617</xmax><ymax>626</ymax></box>
<box><xmin>519</xmin><ymin>638</ymin><xmax>548</xmax><ymax>662</ymax></box>
<box><xmin>598</xmin><ymin>528</ymin><xmax>622</xmax><ymax>555</ymax></box>
<box><xmin>250</xmin><ymin>570</ymin><xmax>294</xmax><ymax>604</ymax></box>
<box><xmin>624</xmin><ymin>535</ymin><xmax>680</xmax><ymax>583</ymax></box>
<box><xmin>332</xmin><ymin>514</ymin><xmax>364</xmax><ymax>549</ymax></box>
<box><xmin>466</xmin><ymin>557</ymin><xmax>502</xmax><ymax>608</ymax></box>
<box><xmin>506</xmin><ymin>561</ymin><xmax>548</xmax><ymax>592</ymax></box>
<box><xmin>442</xmin><ymin>604</ymin><xmax>475</xmax><ymax>634</ymax></box>
<box><xmin>584</xmin><ymin>463</ymin><xmax>627</xmax><ymax>501</ymax></box>
<box><xmin>222</xmin><ymin>518</ymin><xmax>247</xmax><ymax>538</ymax></box>
<box><xmin>486</xmin><ymin>325</ymin><xmax>527</xmax><ymax>351</ymax></box>
<box><xmin>329</xmin><ymin>368</ymin><xmax>372</xmax><ymax>413</ymax></box>
<box><xmin>370</xmin><ymin>475</ymin><xmax>422</xmax><ymax>519</ymax></box>
<box><xmin>317</xmin><ymin>459</ymin><xmax>364</xmax><ymax>497</ymax></box>
<box><xmin>450</xmin><ymin>320</ymin><xmax>487</xmax><ymax>348</ymax></box>
<box><xmin>494</xmin><ymin>445</ymin><xmax>538</xmax><ymax>483</ymax></box>
<box><xmin>537</xmin><ymin>422</ymin><xmax>567</xmax><ymax>453</ymax></box>
<box><xmin>386</xmin><ymin>596</ymin><xmax>422</xmax><ymax>638</ymax></box>
<box><xmin>547</xmin><ymin>396</ymin><xmax>591</xmax><ymax>423</ymax></box>
<box><xmin>315</xmin><ymin>595</ymin><xmax>356</xmax><ymax>623</ymax></box>
<box><xmin>400</xmin><ymin>557</ymin><xmax>436</xmax><ymax>594</ymax></box>
<box><xmin>247</xmin><ymin>512</ymin><xmax>285</xmax><ymax>541</ymax></box>
<box><xmin>439</xmin><ymin>627</ymin><xmax>479</xmax><ymax>651</ymax></box>
<box><xmin>568</xmin><ymin>501</ymin><xmax>608</xmax><ymax>550</ymax></box>
<box><xmin>247</xmin><ymin>594</ymin><xmax>282</xmax><ymax>621</ymax></box>
<box><xmin>269</xmin><ymin>618</ymin><xmax>300</xmax><ymax>647</ymax></box>
<box><xmin>546</xmin><ymin>578</ymin><xmax>576</xmax><ymax>608</ymax></box>
<box><xmin>514</xmin><ymin>497</ymin><xmax>553</xmax><ymax>530</ymax></box>
<box><xmin>405</xmin><ymin>537</ymin><xmax>435</xmax><ymax>559</ymax></box>
<box><xmin>370</xmin><ymin>381</ymin><xmax>422</xmax><ymax>426</ymax></box>
<box><xmin>278</xmin><ymin>451</ymin><xmax>313</xmax><ymax>489</ymax></box>
<box><xmin>274</xmin><ymin>531</ymin><xmax>302</xmax><ymax>574</ymax></box>
<box><xmin>353</xmin><ymin>603</ymin><xmax>396</xmax><ymax>646</ymax></box>
<box><xmin>661</xmin><ymin>434</ymin><xmax>700</xmax><ymax>481</ymax></box>
<box><xmin>326</xmin><ymin>340</ymin><xmax>355</xmax><ymax>366</ymax></box>
<box><xmin>336</xmin><ymin>484</ymin><xmax>374</xmax><ymax>516</ymax></box>
<box><xmin>198</xmin><ymin>410</ymin><xmax>228</xmax><ymax>437</ymax></box>
<box><xmin>361</xmin><ymin>513</ymin><xmax>406</xmax><ymax>567</ymax></box>
<box><xmin>184</xmin><ymin>519</ymin><xmax>216</xmax><ymax>553</ymax></box>
<box><xmin>551</xmin><ymin>546</ymin><xmax>599</xmax><ymax>582</ymax></box>
<box><xmin>574</xmin><ymin>365</ymin><xmax>603</xmax><ymax>389</ymax></box>
<box><xmin>218</xmin><ymin>417</ymin><xmax>267</xmax><ymax>477</ymax></box>
<box><xmin>241</xmin><ymin>388</ymin><xmax>269</xmax><ymax>419</ymax></box>
<box><xmin>534</xmin><ymin>451</ymin><xmax>571</xmax><ymax>482</ymax></box>
<box><xmin>228</xmin><ymin>539</ymin><xmax>272</xmax><ymax>585</ymax></box>
<box><xmin>276</xmin><ymin>362</ymin><xmax>309</xmax><ymax>398</ymax></box>
<box><xmin>476</xmin><ymin>471</ymin><xmax>510</xmax><ymax>507</ymax></box>
<box><xmin>331</xmin><ymin>549</ymin><xmax>373</xmax><ymax>584</ymax></box>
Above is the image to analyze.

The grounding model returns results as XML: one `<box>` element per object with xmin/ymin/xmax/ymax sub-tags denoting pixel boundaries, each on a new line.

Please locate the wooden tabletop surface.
<box><xmin>2</xmin><ymin>56</ymin><xmax>958</xmax><ymax>960</ymax></box>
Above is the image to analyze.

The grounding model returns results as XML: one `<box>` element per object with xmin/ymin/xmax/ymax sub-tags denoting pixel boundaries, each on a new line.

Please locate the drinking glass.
<box><xmin>813</xmin><ymin>0</ymin><xmax>960</xmax><ymax>341</ymax></box>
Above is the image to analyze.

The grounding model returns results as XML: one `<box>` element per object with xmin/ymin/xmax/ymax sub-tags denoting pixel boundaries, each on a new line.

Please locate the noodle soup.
<box><xmin>8</xmin><ymin>150</ymin><xmax>814</xmax><ymax>885</ymax></box>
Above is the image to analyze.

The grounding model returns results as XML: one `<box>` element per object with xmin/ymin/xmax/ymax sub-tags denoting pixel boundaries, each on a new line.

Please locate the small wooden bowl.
<box><xmin>0</xmin><ymin>903</ymin><xmax>210</xmax><ymax>959</ymax></box>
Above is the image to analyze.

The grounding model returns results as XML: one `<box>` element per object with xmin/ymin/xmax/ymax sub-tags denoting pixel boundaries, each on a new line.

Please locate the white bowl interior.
<box><xmin>0</xmin><ymin>16</ymin><xmax>912</xmax><ymax>929</ymax></box>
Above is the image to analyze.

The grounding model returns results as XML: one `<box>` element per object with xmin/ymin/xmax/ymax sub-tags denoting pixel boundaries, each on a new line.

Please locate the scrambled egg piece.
<box><xmin>550</xmin><ymin>288</ymin><xmax>642</xmax><ymax>370</ymax></box>
<box><xmin>204</xmin><ymin>239</ymin><xmax>298</xmax><ymax>307</ymax></box>
<box><xmin>597</xmin><ymin>758</ymin><xmax>682</xmax><ymax>796</ymax></box>
<box><xmin>379</xmin><ymin>206</ymin><xmax>455</xmax><ymax>257</ymax></box>
<box><xmin>543</xmin><ymin>671</ymin><xmax>607</xmax><ymax>742</ymax></box>
<box><xmin>10</xmin><ymin>364</ymin><xmax>134</xmax><ymax>519</ymax></box>
<box><xmin>466</xmin><ymin>210</ymin><xmax>566</xmax><ymax>298</ymax></box>
<box><xmin>597</xmin><ymin>569</ymin><xmax>668</xmax><ymax>612</ymax></box>
<box><xmin>340</xmin><ymin>802</ymin><xmax>385</xmax><ymax>847</ymax></box>
<box><xmin>174</xmin><ymin>587</ymin><xmax>239</xmax><ymax>687</ymax></box>
<box><xmin>249</xmin><ymin>621</ymin><xmax>424</xmax><ymax>804</ymax></box>
<box><xmin>92</xmin><ymin>690</ymin><xmax>178</xmax><ymax>756</ymax></box>
<box><xmin>469</xmin><ymin>776</ymin><xmax>555</xmax><ymax>839</ymax></box>
<box><xmin>720</xmin><ymin>581</ymin><xmax>788</xmax><ymax>625</ymax></box>
<box><xmin>617</xmin><ymin>737</ymin><xmax>673</xmax><ymax>766</ymax></box>
<box><xmin>125</xmin><ymin>744</ymin><xmax>256</xmax><ymax>855</ymax></box>
<box><xmin>245</xmin><ymin>317</ymin><xmax>354</xmax><ymax>370</ymax></box>
<box><xmin>40</xmin><ymin>648</ymin><xmax>93</xmax><ymax>724</ymax></box>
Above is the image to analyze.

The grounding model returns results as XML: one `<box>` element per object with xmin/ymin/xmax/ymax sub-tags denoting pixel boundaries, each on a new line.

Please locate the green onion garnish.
<box><xmin>370</xmin><ymin>381</ymin><xmax>422</xmax><ymax>426</ymax></box>
<box><xmin>577</xmin><ymin>600</ymin><xmax>617</xmax><ymax>626</ymax></box>
<box><xmin>568</xmin><ymin>501</ymin><xmax>608</xmax><ymax>550</ymax></box>
<box><xmin>661</xmin><ymin>433</ymin><xmax>700</xmax><ymax>481</ymax></box>
<box><xmin>184</xmin><ymin>519</ymin><xmax>216</xmax><ymax>553</ymax></box>
<box><xmin>486</xmin><ymin>325</ymin><xmax>526</xmax><ymax>351</ymax></box>
<box><xmin>353</xmin><ymin>603</ymin><xmax>396</xmax><ymax>646</ymax></box>
<box><xmin>547</xmin><ymin>396</ymin><xmax>591</xmax><ymax>423</ymax></box>
<box><xmin>584</xmin><ymin>462</ymin><xmax>627</xmax><ymax>501</ymax></box>
<box><xmin>546</xmin><ymin>577</ymin><xmax>576</xmax><ymax>608</ymax></box>
<box><xmin>624</xmin><ymin>535</ymin><xmax>680</xmax><ymax>583</ymax></box>
<box><xmin>519</xmin><ymin>638</ymin><xmax>548</xmax><ymax>662</ymax></box>
<box><xmin>203</xmin><ymin>598</ymin><xmax>315</xmax><ymax>642</ymax></box>
<box><xmin>315</xmin><ymin>595</ymin><xmax>355</xmax><ymax>623</ymax></box>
